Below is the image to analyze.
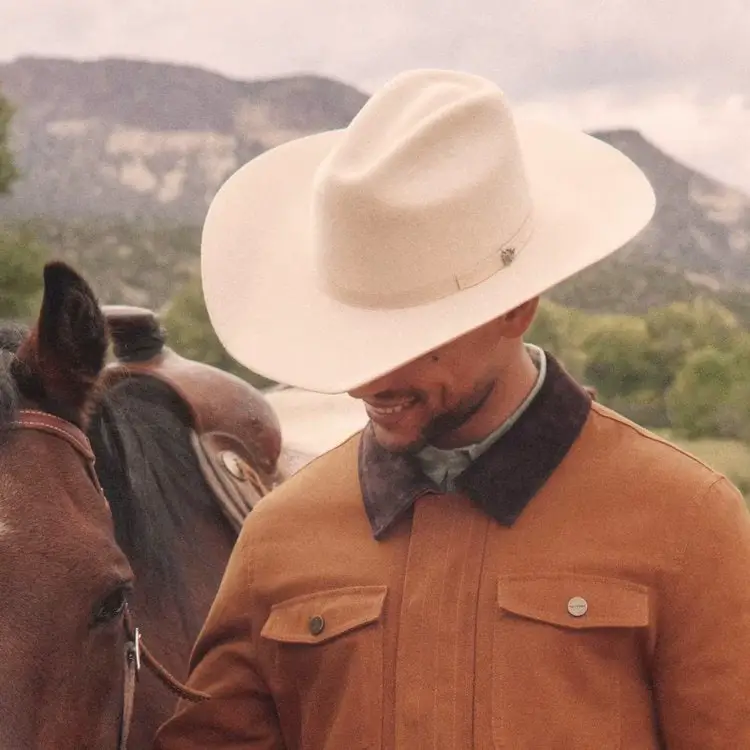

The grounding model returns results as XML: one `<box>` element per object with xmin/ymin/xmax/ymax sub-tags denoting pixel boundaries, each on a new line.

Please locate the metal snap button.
<box><xmin>309</xmin><ymin>615</ymin><xmax>326</xmax><ymax>636</ymax></box>
<box><xmin>567</xmin><ymin>596</ymin><xmax>588</xmax><ymax>617</ymax></box>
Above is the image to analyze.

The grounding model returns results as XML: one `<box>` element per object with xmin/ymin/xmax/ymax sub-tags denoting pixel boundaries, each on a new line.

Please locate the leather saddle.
<box><xmin>100</xmin><ymin>305</ymin><xmax>285</xmax><ymax>533</ymax></box>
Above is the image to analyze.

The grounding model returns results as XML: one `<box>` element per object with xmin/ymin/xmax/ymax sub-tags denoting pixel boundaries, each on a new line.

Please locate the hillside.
<box><xmin>0</xmin><ymin>56</ymin><xmax>366</xmax><ymax>222</ymax></box>
<box><xmin>1</xmin><ymin>57</ymin><xmax>749</xmax><ymax>315</ymax></box>
<box><xmin>566</xmin><ymin>130</ymin><xmax>750</xmax><ymax>295</ymax></box>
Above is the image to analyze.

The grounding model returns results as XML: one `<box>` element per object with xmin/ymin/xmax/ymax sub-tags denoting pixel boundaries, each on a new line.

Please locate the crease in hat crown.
<box><xmin>310</xmin><ymin>69</ymin><xmax>535</xmax><ymax>310</ymax></box>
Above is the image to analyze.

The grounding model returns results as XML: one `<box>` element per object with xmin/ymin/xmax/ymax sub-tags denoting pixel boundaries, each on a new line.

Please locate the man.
<box><xmin>154</xmin><ymin>69</ymin><xmax>750</xmax><ymax>749</ymax></box>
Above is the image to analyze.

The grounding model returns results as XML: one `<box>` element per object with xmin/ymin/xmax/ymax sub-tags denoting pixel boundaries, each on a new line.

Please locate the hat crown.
<box><xmin>312</xmin><ymin>69</ymin><xmax>534</xmax><ymax>309</ymax></box>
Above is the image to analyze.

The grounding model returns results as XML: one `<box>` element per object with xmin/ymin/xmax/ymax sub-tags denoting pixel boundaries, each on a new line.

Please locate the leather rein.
<box><xmin>8</xmin><ymin>409</ymin><xmax>209</xmax><ymax>749</ymax></box>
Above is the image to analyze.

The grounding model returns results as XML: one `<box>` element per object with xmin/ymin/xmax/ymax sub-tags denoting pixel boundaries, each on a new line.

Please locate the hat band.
<box><xmin>323</xmin><ymin>210</ymin><xmax>535</xmax><ymax>310</ymax></box>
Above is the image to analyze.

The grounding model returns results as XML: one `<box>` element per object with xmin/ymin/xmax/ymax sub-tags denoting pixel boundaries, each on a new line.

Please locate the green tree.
<box><xmin>0</xmin><ymin>90</ymin><xmax>47</xmax><ymax>321</ymax></box>
<box><xmin>666</xmin><ymin>348</ymin><xmax>736</xmax><ymax>439</ymax></box>
<box><xmin>582</xmin><ymin>318</ymin><xmax>660</xmax><ymax>399</ymax></box>
<box><xmin>708</xmin><ymin>334</ymin><xmax>750</xmax><ymax>441</ymax></box>
<box><xmin>639</xmin><ymin>298</ymin><xmax>742</xmax><ymax>429</ymax></box>
<box><xmin>0</xmin><ymin>226</ymin><xmax>48</xmax><ymax>320</ymax></box>
<box><xmin>645</xmin><ymin>298</ymin><xmax>740</xmax><ymax>372</ymax></box>
<box><xmin>162</xmin><ymin>272</ymin><xmax>275</xmax><ymax>389</ymax></box>
<box><xmin>581</xmin><ymin>318</ymin><xmax>671</xmax><ymax>425</ymax></box>
<box><xmin>0</xmin><ymin>91</ymin><xmax>18</xmax><ymax>195</ymax></box>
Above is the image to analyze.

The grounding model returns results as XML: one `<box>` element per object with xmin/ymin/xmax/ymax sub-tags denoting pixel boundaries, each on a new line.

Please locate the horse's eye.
<box><xmin>93</xmin><ymin>587</ymin><xmax>129</xmax><ymax>626</ymax></box>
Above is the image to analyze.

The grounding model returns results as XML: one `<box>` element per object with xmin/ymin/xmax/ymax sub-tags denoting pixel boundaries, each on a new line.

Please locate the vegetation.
<box><xmin>5</xmin><ymin>217</ymin><xmax>201</xmax><ymax>309</ymax></box>
<box><xmin>524</xmin><ymin>297</ymin><xmax>750</xmax><ymax>495</ymax></box>
<box><xmin>528</xmin><ymin>295</ymin><xmax>750</xmax><ymax>442</ymax></box>
<box><xmin>0</xmin><ymin>90</ymin><xmax>48</xmax><ymax>321</ymax></box>
<box><xmin>0</xmin><ymin>92</ymin><xmax>18</xmax><ymax>194</ymax></box>
<box><xmin>0</xmin><ymin>227</ymin><xmax>48</xmax><ymax>319</ymax></box>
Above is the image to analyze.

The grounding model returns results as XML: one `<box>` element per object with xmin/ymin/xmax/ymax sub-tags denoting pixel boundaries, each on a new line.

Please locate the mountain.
<box><xmin>548</xmin><ymin>129</ymin><xmax>750</xmax><ymax>316</ymax></box>
<box><xmin>1</xmin><ymin>57</ymin><xmax>750</xmax><ymax>318</ymax></box>
<box><xmin>0</xmin><ymin>56</ymin><xmax>367</xmax><ymax>222</ymax></box>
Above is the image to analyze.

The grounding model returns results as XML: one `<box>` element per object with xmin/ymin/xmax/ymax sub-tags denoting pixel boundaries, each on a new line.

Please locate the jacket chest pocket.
<box><xmin>261</xmin><ymin>585</ymin><xmax>387</xmax><ymax>749</ymax></box>
<box><xmin>491</xmin><ymin>574</ymin><xmax>652</xmax><ymax>750</ymax></box>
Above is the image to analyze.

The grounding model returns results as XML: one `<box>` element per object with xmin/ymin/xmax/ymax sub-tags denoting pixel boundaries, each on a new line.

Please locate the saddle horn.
<box><xmin>103</xmin><ymin>305</ymin><xmax>166</xmax><ymax>363</ymax></box>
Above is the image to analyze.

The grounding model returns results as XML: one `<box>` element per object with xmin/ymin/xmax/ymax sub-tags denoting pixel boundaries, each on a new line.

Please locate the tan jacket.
<box><xmin>154</xmin><ymin>364</ymin><xmax>750</xmax><ymax>749</ymax></box>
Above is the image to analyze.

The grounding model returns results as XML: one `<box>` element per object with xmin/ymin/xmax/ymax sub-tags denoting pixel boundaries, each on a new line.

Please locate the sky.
<box><xmin>2</xmin><ymin>0</ymin><xmax>748</xmax><ymax>193</ymax></box>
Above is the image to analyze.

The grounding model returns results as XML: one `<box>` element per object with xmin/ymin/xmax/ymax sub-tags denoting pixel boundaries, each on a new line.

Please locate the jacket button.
<box><xmin>567</xmin><ymin>596</ymin><xmax>588</xmax><ymax>617</ymax></box>
<box><xmin>309</xmin><ymin>615</ymin><xmax>326</xmax><ymax>635</ymax></box>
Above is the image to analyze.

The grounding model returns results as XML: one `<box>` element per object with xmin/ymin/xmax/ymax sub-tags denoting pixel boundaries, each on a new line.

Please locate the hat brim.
<box><xmin>201</xmin><ymin>119</ymin><xmax>655</xmax><ymax>394</ymax></box>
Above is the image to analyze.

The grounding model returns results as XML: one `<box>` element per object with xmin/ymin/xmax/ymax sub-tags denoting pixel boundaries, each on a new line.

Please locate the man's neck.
<box><xmin>416</xmin><ymin>345</ymin><xmax>547</xmax><ymax>491</ymax></box>
<box><xmin>430</xmin><ymin>344</ymin><xmax>541</xmax><ymax>450</ymax></box>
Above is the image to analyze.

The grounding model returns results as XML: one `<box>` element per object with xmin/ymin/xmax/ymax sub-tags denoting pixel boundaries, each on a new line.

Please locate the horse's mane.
<box><xmin>0</xmin><ymin>321</ymin><xmax>226</xmax><ymax>636</ymax></box>
<box><xmin>87</xmin><ymin>375</ymin><xmax>227</xmax><ymax>633</ymax></box>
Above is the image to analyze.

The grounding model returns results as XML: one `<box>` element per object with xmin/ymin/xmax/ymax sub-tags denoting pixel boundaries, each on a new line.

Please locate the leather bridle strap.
<box><xmin>8</xmin><ymin>409</ymin><xmax>209</xmax><ymax>749</ymax></box>
<box><xmin>9</xmin><ymin>408</ymin><xmax>105</xmax><ymax>493</ymax></box>
<box><xmin>119</xmin><ymin>629</ymin><xmax>139</xmax><ymax>750</ymax></box>
<box><xmin>119</xmin><ymin>609</ymin><xmax>208</xmax><ymax>750</ymax></box>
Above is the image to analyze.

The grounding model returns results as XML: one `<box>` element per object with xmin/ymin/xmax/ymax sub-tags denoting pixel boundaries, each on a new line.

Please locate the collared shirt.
<box><xmin>416</xmin><ymin>345</ymin><xmax>547</xmax><ymax>491</ymax></box>
<box><xmin>358</xmin><ymin>352</ymin><xmax>592</xmax><ymax>539</ymax></box>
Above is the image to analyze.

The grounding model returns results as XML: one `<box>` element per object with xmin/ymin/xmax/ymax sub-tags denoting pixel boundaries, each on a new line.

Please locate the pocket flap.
<box><xmin>261</xmin><ymin>585</ymin><xmax>387</xmax><ymax>644</ymax></box>
<box><xmin>497</xmin><ymin>574</ymin><xmax>649</xmax><ymax>630</ymax></box>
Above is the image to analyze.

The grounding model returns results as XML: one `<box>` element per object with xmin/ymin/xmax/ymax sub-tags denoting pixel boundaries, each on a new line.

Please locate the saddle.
<box><xmin>100</xmin><ymin>305</ymin><xmax>284</xmax><ymax>533</ymax></box>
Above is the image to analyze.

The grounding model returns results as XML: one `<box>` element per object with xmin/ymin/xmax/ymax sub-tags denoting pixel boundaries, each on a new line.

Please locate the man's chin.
<box><xmin>371</xmin><ymin>423</ymin><xmax>426</xmax><ymax>455</ymax></box>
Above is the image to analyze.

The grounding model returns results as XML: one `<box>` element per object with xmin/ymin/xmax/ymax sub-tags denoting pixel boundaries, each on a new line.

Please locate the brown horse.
<box><xmin>0</xmin><ymin>262</ymin><xmax>283</xmax><ymax>748</ymax></box>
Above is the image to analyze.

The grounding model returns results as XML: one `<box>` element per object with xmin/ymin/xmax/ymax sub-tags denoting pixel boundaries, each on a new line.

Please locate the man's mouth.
<box><xmin>364</xmin><ymin>396</ymin><xmax>419</xmax><ymax>418</ymax></box>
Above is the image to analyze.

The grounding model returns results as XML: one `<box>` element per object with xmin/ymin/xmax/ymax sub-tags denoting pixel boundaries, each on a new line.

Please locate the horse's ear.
<box><xmin>14</xmin><ymin>262</ymin><xmax>108</xmax><ymax>423</ymax></box>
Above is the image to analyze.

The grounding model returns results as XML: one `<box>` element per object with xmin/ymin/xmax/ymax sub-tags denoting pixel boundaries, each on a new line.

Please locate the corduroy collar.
<box><xmin>358</xmin><ymin>353</ymin><xmax>592</xmax><ymax>539</ymax></box>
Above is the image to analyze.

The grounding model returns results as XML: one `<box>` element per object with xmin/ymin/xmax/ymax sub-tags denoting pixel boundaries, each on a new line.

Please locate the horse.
<box><xmin>0</xmin><ymin>261</ymin><xmax>284</xmax><ymax>748</ymax></box>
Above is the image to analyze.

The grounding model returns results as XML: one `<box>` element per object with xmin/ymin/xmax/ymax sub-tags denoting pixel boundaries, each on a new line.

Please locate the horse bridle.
<box><xmin>8</xmin><ymin>410</ymin><xmax>209</xmax><ymax>749</ymax></box>
<box><xmin>119</xmin><ymin>608</ymin><xmax>208</xmax><ymax>749</ymax></box>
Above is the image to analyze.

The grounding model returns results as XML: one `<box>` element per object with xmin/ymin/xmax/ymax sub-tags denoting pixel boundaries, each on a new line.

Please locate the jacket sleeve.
<box><xmin>152</xmin><ymin>521</ymin><xmax>284</xmax><ymax>750</ymax></box>
<box><xmin>654</xmin><ymin>476</ymin><xmax>750</xmax><ymax>749</ymax></box>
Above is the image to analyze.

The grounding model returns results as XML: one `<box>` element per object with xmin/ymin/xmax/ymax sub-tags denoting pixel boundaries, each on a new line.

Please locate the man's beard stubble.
<box><xmin>401</xmin><ymin>379</ymin><xmax>497</xmax><ymax>454</ymax></box>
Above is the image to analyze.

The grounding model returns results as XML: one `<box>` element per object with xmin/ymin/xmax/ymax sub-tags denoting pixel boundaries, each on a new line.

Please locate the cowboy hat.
<box><xmin>201</xmin><ymin>68</ymin><xmax>655</xmax><ymax>394</ymax></box>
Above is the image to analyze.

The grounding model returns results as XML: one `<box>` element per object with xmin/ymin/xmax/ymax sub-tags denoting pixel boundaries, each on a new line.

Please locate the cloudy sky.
<box><xmin>2</xmin><ymin>0</ymin><xmax>748</xmax><ymax>192</ymax></box>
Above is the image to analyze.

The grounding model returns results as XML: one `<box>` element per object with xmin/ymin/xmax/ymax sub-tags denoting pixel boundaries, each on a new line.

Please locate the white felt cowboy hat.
<box><xmin>201</xmin><ymin>68</ymin><xmax>655</xmax><ymax>394</ymax></box>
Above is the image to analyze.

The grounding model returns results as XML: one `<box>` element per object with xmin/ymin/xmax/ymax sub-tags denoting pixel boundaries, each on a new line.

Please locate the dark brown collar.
<box><xmin>358</xmin><ymin>353</ymin><xmax>592</xmax><ymax>539</ymax></box>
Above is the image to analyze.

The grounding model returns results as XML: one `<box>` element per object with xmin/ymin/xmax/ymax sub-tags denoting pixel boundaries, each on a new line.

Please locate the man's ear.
<box><xmin>498</xmin><ymin>297</ymin><xmax>540</xmax><ymax>338</ymax></box>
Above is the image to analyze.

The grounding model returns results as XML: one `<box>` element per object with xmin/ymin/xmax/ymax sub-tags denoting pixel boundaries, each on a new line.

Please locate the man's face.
<box><xmin>348</xmin><ymin>311</ymin><xmax>533</xmax><ymax>453</ymax></box>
